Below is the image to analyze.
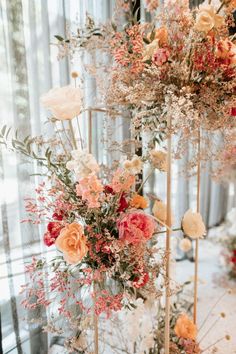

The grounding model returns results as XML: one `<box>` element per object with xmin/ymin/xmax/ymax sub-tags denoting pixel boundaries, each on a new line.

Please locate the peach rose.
<box><xmin>55</xmin><ymin>223</ymin><xmax>88</xmax><ymax>264</ymax></box>
<box><xmin>216</xmin><ymin>39</ymin><xmax>236</xmax><ymax>65</ymax></box>
<box><xmin>195</xmin><ymin>5</ymin><xmax>224</xmax><ymax>33</ymax></box>
<box><xmin>174</xmin><ymin>314</ymin><xmax>197</xmax><ymax>340</ymax></box>
<box><xmin>41</xmin><ymin>85</ymin><xmax>83</xmax><ymax>120</ymax></box>
<box><xmin>130</xmin><ymin>194</ymin><xmax>148</xmax><ymax>209</ymax></box>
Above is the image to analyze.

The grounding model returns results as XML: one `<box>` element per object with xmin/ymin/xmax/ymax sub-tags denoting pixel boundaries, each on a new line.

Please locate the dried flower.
<box><xmin>40</xmin><ymin>85</ymin><xmax>83</xmax><ymax>120</ymax></box>
<box><xmin>143</xmin><ymin>39</ymin><xmax>159</xmax><ymax>61</ymax></box>
<box><xmin>182</xmin><ymin>209</ymin><xmax>206</xmax><ymax>239</ymax></box>
<box><xmin>150</xmin><ymin>150</ymin><xmax>167</xmax><ymax>171</ymax></box>
<box><xmin>179</xmin><ymin>238</ymin><xmax>192</xmax><ymax>252</ymax></box>
<box><xmin>55</xmin><ymin>223</ymin><xmax>88</xmax><ymax>264</ymax></box>
<box><xmin>123</xmin><ymin>155</ymin><xmax>143</xmax><ymax>175</ymax></box>
<box><xmin>71</xmin><ymin>71</ymin><xmax>79</xmax><ymax>78</ymax></box>
<box><xmin>195</xmin><ymin>5</ymin><xmax>224</xmax><ymax>33</ymax></box>
<box><xmin>174</xmin><ymin>313</ymin><xmax>197</xmax><ymax>340</ymax></box>
<box><xmin>152</xmin><ymin>200</ymin><xmax>174</xmax><ymax>225</ymax></box>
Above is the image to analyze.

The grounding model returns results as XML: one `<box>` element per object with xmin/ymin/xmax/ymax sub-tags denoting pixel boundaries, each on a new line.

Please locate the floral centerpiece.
<box><xmin>0</xmin><ymin>84</ymin><xmax>168</xmax><ymax>351</ymax></box>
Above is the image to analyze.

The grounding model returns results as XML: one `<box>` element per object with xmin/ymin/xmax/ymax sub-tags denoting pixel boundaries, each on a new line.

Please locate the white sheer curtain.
<box><xmin>0</xmin><ymin>1</ymin><xmax>233</xmax><ymax>353</ymax></box>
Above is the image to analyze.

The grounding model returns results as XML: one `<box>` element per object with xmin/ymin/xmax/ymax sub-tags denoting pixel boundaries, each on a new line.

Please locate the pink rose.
<box><xmin>117</xmin><ymin>212</ymin><xmax>155</xmax><ymax>245</ymax></box>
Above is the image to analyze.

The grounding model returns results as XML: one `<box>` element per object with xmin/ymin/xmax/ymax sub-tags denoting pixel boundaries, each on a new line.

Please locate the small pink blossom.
<box><xmin>76</xmin><ymin>174</ymin><xmax>103</xmax><ymax>208</ymax></box>
<box><xmin>117</xmin><ymin>212</ymin><xmax>155</xmax><ymax>245</ymax></box>
<box><xmin>153</xmin><ymin>48</ymin><xmax>170</xmax><ymax>66</ymax></box>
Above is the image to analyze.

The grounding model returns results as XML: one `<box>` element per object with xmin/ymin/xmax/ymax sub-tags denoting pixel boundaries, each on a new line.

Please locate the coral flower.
<box><xmin>117</xmin><ymin>212</ymin><xmax>155</xmax><ymax>245</ymax></box>
<box><xmin>216</xmin><ymin>39</ymin><xmax>236</xmax><ymax>65</ymax></box>
<box><xmin>111</xmin><ymin>169</ymin><xmax>135</xmax><ymax>193</ymax></box>
<box><xmin>55</xmin><ymin>223</ymin><xmax>88</xmax><ymax>264</ymax></box>
<box><xmin>174</xmin><ymin>314</ymin><xmax>197</xmax><ymax>340</ymax></box>
<box><xmin>130</xmin><ymin>194</ymin><xmax>148</xmax><ymax>209</ymax></box>
<box><xmin>147</xmin><ymin>27</ymin><xmax>168</xmax><ymax>46</ymax></box>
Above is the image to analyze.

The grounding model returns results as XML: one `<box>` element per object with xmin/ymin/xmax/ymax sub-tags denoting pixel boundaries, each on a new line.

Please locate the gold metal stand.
<box><xmin>193</xmin><ymin>129</ymin><xmax>201</xmax><ymax>324</ymax></box>
<box><xmin>164</xmin><ymin>116</ymin><xmax>172</xmax><ymax>354</ymax></box>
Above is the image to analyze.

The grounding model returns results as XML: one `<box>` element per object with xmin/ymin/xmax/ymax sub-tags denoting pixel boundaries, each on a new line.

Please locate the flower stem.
<box><xmin>198</xmin><ymin>290</ymin><xmax>228</xmax><ymax>333</ymax></box>
<box><xmin>68</xmin><ymin>120</ymin><xmax>77</xmax><ymax>149</ymax></box>
<box><xmin>201</xmin><ymin>336</ymin><xmax>226</xmax><ymax>352</ymax></box>
<box><xmin>137</xmin><ymin>169</ymin><xmax>154</xmax><ymax>194</ymax></box>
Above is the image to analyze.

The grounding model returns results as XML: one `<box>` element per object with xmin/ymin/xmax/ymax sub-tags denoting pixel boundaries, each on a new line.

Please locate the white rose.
<box><xmin>152</xmin><ymin>200</ymin><xmax>174</xmax><ymax>225</ymax></box>
<box><xmin>150</xmin><ymin>150</ymin><xmax>167</xmax><ymax>171</ymax></box>
<box><xmin>40</xmin><ymin>85</ymin><xmax>83</xmax><ymax>120</ymax></box>
<box><xmin>179</xmin><ymin>238</ymin><xmax>192</xmax><ymax>252</ymax></box>
<box><xmin>182</xmin><ymin>209</ymin><xmax>206</xmax><ymax>239</ymax></box>
<box><xmin>143</xmin><ymin>39</ymin><xmax>159</xmax><ymax>61</ymax></box>
<box><xmin>195</xmin><ymin>5</ymin><xmax>224</xmax><ymax>33</ymax></box>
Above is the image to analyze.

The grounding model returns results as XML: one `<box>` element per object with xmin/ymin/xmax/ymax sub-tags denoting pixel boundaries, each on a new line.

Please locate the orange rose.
<box><xmin>130</xmin><ymin>194</ymin><xmax>148</xmax><ymax>209</ymax></box>
<box><xmin>216</xmin><ymin>39</ymin><xmax>236</xmax><ymax>65</ymax></box>
<box><xmin>55</xmin><ymin>223</ymin><xmax>88</xmax><ymax>264</ymax></box>
<box><xmin>147</xmin><ymin>26</ymin><xmax>168</xmax><ymax>46</ymax></box>
<box><xmin>174</xmin><ymin>314</ymin><xmax>197</xmax><ymax>340</ymax></box>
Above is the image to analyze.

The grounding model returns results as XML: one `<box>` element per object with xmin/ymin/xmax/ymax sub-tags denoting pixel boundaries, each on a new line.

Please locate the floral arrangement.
<box><xmin>106</xmin><ymin>0</ymin><xmax>236</xmax><ymax>162</ymax></box>
<box><xmin>55</xmin><ymin>0</ymin><xmax>236</xmax><ymax>168</ymax></box>
<box><xmin>0</xmin><ymin>86</ymin><xmax>173</xmax><ymax>350</ymax></box>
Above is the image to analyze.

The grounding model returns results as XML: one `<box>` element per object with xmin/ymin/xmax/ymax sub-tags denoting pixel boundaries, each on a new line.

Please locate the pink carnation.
<box><xmin>117</xmin><ymin>212</ymin><xmax>155</xmax><ymax>245</ymax></box>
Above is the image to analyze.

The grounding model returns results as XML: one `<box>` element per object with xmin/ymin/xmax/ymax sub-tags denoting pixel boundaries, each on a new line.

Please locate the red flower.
<box><xmin>118</xmin><ymin>194</ymin><xmax>129</xmax><ymax>212</ymax></box>
<box><xmin>233</xmin><ymin>250</ymin><xmax>236</xmax><ymax>256</ymax></box>
<box><xmin>104</xmin><ymin>185</ymin><xmax>129</xmax><ymax>212</ymax></box>
<box><xmin>43</xmin><ymin>231</ymin><xmax>55</xmax><ymax>247</ymax></box>
<box><xmin>104</xmin><ymin>185</ymin><xmax>114</xmax><ymax>194</ymax></box>
<box><xmin>230</xmin><ymin>108</ymin><xmax>236</xmax><ymax>116</ymax></box>
<box><xmin>44</xmin><ymin>222</ymin><xmax>63</xmax><ymax>247</ymax></box>
<box><xmin>133</xmin><ymin>271</ymin><xmax>149</xmax><ymax>288</ymax></box>
<box><xmin>52</xmin><ymin>212</ymin><xmax>64</xmax><ymax>221</ymax></box>
<box><xmin>230</xmin><ymin>256</ymin><xmax>236</xmax><ymax>264</ymax></box>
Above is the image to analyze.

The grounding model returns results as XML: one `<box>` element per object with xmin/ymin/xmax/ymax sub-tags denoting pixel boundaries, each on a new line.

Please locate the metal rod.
<box><xmin>164</xmin><ymin>116</ymin><xmax>172</xmax><ymax>354</ymax></box>
<box><xmin>193</xmin><ymin>128</ymin><xmax>201</xmax><ymax>324</ymax></box>
<box><xmin>93</xmin><ymin>281</ymin><xmax>99</xmax><ymax>354</ymax></box>
<box><xmin>88</xmin><ymin>109</ymin><xmax>92</xmax><ymax>153</ymax></box>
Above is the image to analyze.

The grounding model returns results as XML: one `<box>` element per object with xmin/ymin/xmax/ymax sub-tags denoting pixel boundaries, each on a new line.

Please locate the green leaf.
<box><xmin>143</xmin><ymin>37</ymin><xmax>150</xmax><ymax>44</ymax></box>
<box><xmin>1</xmin><ymin>125</ymin><xmax>6</xmax><ymax>136</ymax></box>
<box><xmin>150</xmin><ymin>30</ymin><xmax>156</xmax><ymax>42</ymax></box>
<box><xmin>54</xmin><ymin>35</ymin><xmax>64</xmax><ymax>42</ymax></box>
